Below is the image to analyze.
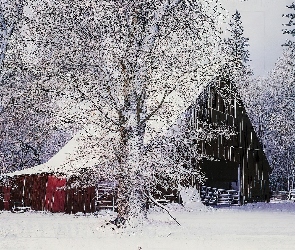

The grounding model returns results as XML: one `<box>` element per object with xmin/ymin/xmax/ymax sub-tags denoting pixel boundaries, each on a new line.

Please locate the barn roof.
<box><xmin>6</xmin><ymin>129</ymin><xmax>99</xmax><ymax>178</ymax></box>
<box><xmin>4</xmin><ymin>78</ymin><xmax>223</xmax><ymax>178</ymax></box>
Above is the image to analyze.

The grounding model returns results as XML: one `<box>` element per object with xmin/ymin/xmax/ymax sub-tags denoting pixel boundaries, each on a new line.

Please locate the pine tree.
<box><xmin>221</xmin><ymin>10</ymin><xmax>253</xmax><ymax>112</ymax></box>
<box><xmin>282</xmin><ymin>2</ymin><xmax>295</xmax><ymax>48</ymax></box>
<box><xmin>283</xmin><ymin>2</ymin><xmax>295</xmax><ymax>37</ymax></box>
<box><xmin>224</xmin><ymin>10</ymin><xmax>250</xmax><ymax>70</ymax></box>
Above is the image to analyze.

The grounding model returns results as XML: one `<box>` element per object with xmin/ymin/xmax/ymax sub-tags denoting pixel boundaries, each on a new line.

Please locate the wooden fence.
<box><xmin>200</xmin><ymin>186</ymin><xmax>240</xmax><ymax>206</ymax></box>
<box><xmin>65</xmin><ymin>186</ymin><xmax>95</xmax><ymax>214</ymax></box>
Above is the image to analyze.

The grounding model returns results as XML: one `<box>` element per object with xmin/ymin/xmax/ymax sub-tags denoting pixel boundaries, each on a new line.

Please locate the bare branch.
<box><xmin>75</xmin><ymin>87</ymin><xmax>120</xmax><ymax>127</ymax></box>
<box><xmin>146</xmin><ymin>192</ymin><xmax>181</xmax><ymax>226</ymax></box>
<box><xmin>141</xmin><ymin>86</ymin><xmax>176</xmax><ymax>125</ymax></box>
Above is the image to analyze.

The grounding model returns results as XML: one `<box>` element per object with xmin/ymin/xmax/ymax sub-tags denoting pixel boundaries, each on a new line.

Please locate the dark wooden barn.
<box><xmin>187</xmin><ymin>77</ymin><xmax>270</xmax><ymax>205</ymax></box>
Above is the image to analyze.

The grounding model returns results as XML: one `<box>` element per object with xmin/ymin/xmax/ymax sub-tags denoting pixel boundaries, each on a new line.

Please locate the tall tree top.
<box><xmin>282</xmin><ymin>2</ymin><xmax>295</xmax><ymax>47</ymax></box>
<box><xmin>226</xmin><ymin>9</ymin><xmax>250</xmax><ymax>65</ymax></box>
<box><xmin>283</xmin><ymin>2</ymin><xmax>295</xmax><ymax>35</ymax></box>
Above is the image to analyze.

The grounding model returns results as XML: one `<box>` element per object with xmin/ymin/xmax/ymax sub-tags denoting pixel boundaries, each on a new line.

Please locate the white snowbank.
<box><xmin>1</xmin><ymin>201</ymin><xmax>295</xmax><ymax>250</ymax></box>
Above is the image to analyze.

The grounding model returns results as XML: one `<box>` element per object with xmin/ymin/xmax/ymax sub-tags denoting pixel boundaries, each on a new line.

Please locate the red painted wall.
<box><xmin>3</xmin><ymin>186</ymin><xmax>11</xmax><ymax>210</ymax></box>
<box><xmin>1</xmin><ymin>175</ymin><xmax>95</xmax><ymax>214</ymax></box>
<box><xmin>44</xmin><ymin>175</ymin><xmax>66</xmax><ymax>212</ymax></box>
<box><xmin>0</xmin><ymin>186</ymin><xmax>3</xmax><ymax>210</ymax></box>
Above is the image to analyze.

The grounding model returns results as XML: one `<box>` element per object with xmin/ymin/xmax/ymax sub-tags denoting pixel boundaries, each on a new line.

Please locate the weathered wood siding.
<box><xmin>65</xmin><ymin>186</ymin><xmax>95</xmax><ymax>214</ymax></box>
<box><xmin>0</xmin><ymin>174</ymin><xmax>95</xmax><ymax>213</ymax></box>
<box><xmin>44</xmin><ymin>175</ymin><xmax>66</xmax><ymax>212</ymax></box>
<box><xmin>190</xmin><ymin>79</ymin><xmax>270</xmax><ymax>203</ymax></box>
<box><xmin>3</xmin><ymin>186</ymin><xmax>11</xmax><ymax>210</ymax></box>
<box><xmin>0</xmin><ymin>185</ymin><xmax>4</xmax><ymax>210</ymax></box>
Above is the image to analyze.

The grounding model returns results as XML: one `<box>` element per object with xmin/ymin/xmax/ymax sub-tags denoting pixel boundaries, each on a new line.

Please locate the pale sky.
<box><xmin>220</xmin><ymin>0</ymin><xmax>293</xmax><ymax>76</ymax></box>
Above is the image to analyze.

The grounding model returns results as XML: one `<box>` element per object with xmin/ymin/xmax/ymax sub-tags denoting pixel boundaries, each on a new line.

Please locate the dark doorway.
<box><xmin>200</xmin><ymin>159</ymin><xmax>240</xmax><ymax>190</ymax></box>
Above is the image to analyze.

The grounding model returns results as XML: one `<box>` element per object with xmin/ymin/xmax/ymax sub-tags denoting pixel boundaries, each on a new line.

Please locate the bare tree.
<box><xmin>0</xmin><ymin>0</ymin><xmax>23</xmax><ymax>71</ymax></box>
<box><xmin>27</xmin><ymin>0</ymin><xmax>229</xmax><ymax>225</ymax></box>
<box><xmin>0</xmin><ymin>0</ymin><xmax>73</xmax><ymax>174</ymax></box>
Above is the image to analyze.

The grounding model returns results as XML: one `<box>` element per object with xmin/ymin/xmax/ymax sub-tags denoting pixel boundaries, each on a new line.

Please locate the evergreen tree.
<box><xmin>255</xmin><ymin>2</ymin><xmax>295</xmax><ymax>191</ymax></box>
<box><xmin>220</xmin><ymin>10</ymin><xmax>253</xmax><ymax>111</ymax></box>
<box><xmin>283</xmin><ymin>2</ymin><xmax>295</xmax><ymax>37</ymax></box>
<box><xmin>224</xmin><ymin>10</ymin><xmax>250</xmax><ymax>70</ymax></box>
<box><xmin>282</xmin><ymin>2</ymin><xmax>295</xmax><ymax>51</ymax></box>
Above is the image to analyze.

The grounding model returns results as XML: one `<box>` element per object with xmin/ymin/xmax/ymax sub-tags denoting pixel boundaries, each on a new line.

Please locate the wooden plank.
<box><xmin>3</xmin><ymin>186</ymin><xmax>11</xmax><ymax>210</ymax></box>
<box><xmin>32</xmin><ymin>175</ymin><xmax>45</xmax><ymax>211</ymax></box>
<box><xmin>24</xmin><ymin>175</ymin><xmax>32</xmax><ymax>207</ymax></box>
<box><xmin>40</xmin><ymin>175</ymin><xmax>48</xmax><ymax>211</ymax></box>
<box><xmin>65</xmin><ymin>188</ymin><xmax>74</xmax><ymax>214</ymax></box>
<box><xmin>10</xmin><ymin>176</ymin><xmax>25</xmax><ymax>209</ymax></box>
<box><xmin>0</xmin><ymin>186</ymin><xmax>3</xmax><ymax>210</ymax></box>
<box><xmin>54</xmin><ymin>177</ymin><xmax>66</xmax><ymax>213</ymax></box>
<box><xmin>72</xmin><ymin>187</ymin><xmax>79</xmax><ymax>214</ymax></box>
<box><xmin>44</xmin><ymin>175</ymin><xmax>54</xmax><ymax>212</ymax></box>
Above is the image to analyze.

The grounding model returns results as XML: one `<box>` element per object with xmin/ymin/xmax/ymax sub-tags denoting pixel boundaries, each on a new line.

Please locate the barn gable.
<box><xmin>189</xmin><ymin>77</ymin><xmax>270</xmax><ymax>204</ymax></box>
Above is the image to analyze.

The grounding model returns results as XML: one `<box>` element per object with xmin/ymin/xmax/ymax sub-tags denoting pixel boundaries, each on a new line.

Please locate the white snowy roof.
<box><xmin>6</xmin><ymin>129</ymin><xmax>98</xmax><ymax>177</ymax></box>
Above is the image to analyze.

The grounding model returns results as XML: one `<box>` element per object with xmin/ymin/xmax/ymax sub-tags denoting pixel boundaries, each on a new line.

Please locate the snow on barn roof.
<box><xmin>6</xmin><ymin>129</ymin><xmax>99</xmax><ymax>178</ymax></box>
<box><xmin>5</xmin><ymin>81</ymin><xmax>214</xmax><ymax>178</ymax></box>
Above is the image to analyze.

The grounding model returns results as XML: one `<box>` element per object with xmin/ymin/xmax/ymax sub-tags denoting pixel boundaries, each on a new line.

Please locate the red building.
<box><xmin>0</xmin><ymin>131</ymin><xmax>96</xmax><ymax>213</ymax></box>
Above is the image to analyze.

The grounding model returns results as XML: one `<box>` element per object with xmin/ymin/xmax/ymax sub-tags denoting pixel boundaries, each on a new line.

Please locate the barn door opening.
<box><xmin>200</xmin><ymin>159</ymin><xmax>241</xmax><ymax>206</ymax></box>
<box><xmin>201</xmin><ymin>159</ymin><xmax>239</xmax><ymax>189</ymax></box>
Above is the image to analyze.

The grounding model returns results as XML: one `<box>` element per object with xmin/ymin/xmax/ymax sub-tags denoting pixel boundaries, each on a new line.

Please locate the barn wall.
<box><xmin>6</xmin><ymin>175</ymin><xmax>48</xmax><ymax>211</ymax></box>
<box><xmin>190</xmin><ymin>80</ymin><xmax>270</xmax><ymax>203</ymax></box>
<box><xmin>65</xmin><ymin>177</ymin><xmax>96</xmax><ymax>214</ymax></box>
<box><xmin>44</xmin><ymin>175</ymin><xmax>66</xmax><ymax>212</ymax></box>
<box><xmin>3</xmin><ymin>186</ymin><xmax>11</xmax><ymax>210</ymax></box>
<box><xmin>31</xmin><ymin>175</ymin><xmax>48</xmax><ymax>211</ymax></box>
<box><xmin>0</xmin><ymin>174</ymin><xmax>95</xmax><ymax>213</ymax></box>
<box><xmin>0</xmin><ymin>185</ymin><xmax>4</xmax><ymax>210</ymax></box>
<box><xmin>10</xmin><ymin>176</ymin><xmax>25</xmax><ymax>210</ymax></box>
<box><xmin>65</xmin><ymin>186</ymin><xmax>95</xmax><ymax>214</ymax></box>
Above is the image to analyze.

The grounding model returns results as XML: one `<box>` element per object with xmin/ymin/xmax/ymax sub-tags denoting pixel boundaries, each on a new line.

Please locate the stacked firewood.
<box><xmin>200</xmin><ymin>186</ymin><xmax>218</xmax><ymax>206</ymax></box>
<box><xmin>289</xmin><ymin>189</ymin><xmax>295</xmax><ymax>201</ymax></box>
<box><xmin>200</xmin><ymin>186</ymin><xmax>240</xmax><ymax>206</ymax></box>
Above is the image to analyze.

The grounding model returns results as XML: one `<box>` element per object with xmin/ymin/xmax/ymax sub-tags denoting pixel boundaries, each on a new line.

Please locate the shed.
<box><xmin>0</xmin><ymin>130</ymin><xmax>97</xmax><ymax>213</ymax></box>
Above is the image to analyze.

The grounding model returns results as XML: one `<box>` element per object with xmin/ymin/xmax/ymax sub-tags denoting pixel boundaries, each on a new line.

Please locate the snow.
<box><xmin>1</xmin><ymin>201</ymin><xmax>295</xmax><ymax>250</ymax></box>
<box><xmin>5</xmin><ymin>129</ymin><xmax>97</xmax><ymax>177</ymax></box>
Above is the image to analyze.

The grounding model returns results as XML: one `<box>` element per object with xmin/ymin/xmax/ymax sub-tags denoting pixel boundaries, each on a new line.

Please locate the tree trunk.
<box><xmin>116</xmin><ymin>119</ymin><xmax>147</xmax><ymax>226</ymax></box>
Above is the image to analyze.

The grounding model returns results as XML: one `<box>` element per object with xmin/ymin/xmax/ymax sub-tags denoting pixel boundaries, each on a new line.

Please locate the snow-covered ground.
<box><xmin>1</xmin><ymin>202</ymin><xmax>295</xmax><ymax>250</ymax></box>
